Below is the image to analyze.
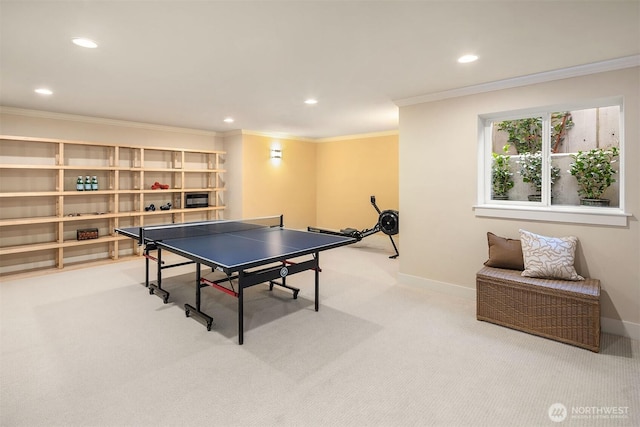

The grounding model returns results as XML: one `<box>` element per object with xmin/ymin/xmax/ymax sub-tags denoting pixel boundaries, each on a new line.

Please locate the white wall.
<box><xmin>398</xmin><ymin>67</ymin><xmax>640</xmax><ymax>338</ymax></box>
<box><xmin>221</xmin><ymin>132</ymin><xmax>243</xmax><ymax>220</ymax></box>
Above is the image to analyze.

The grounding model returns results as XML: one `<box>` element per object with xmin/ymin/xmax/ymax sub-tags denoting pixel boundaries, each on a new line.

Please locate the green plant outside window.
<box><xmin>487</xmin><ymin>105</ymin><xmax>621</xmax><ymax>207</ymax></box>
<box><xmin>569</xmin><ymin>146</ymin><xmax>619</xmax><ymax>201</ymax></box>
<box><xmin>491</xmin><ymin>144</ymin><xmax>514</xmax><ymax>199</ymax></box>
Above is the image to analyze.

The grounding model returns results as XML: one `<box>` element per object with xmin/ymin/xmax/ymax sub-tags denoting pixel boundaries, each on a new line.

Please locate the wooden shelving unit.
<box><xmin>0</xmin><ymin>135</ymin><xmax>226</xmax><ymax>276</ymax></box>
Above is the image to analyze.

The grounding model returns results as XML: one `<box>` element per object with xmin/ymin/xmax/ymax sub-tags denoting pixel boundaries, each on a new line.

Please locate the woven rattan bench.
<box><xmin>476</xmin><ymin>266</ymin><xmax>601</xmax><ymax>352</ymax></box>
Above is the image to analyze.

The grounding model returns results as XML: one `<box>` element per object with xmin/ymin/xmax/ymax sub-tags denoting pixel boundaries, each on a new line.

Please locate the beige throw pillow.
<box><xmin>519</xmin><ymin>229</ymin><xmax>584</xmax><ymax>281</ymax></box>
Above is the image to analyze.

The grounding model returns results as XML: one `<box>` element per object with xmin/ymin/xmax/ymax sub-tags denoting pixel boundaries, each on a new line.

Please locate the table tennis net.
<box><xmin>139</xmin><ymin>216</ymin><xmax>283</xmax><ymax>242</ymax></box>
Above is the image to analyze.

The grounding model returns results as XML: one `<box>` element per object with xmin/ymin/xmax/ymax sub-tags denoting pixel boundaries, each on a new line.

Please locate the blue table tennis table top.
<box><xmin>117</xmin><ymin>221</ymin><xmax>356</xmax><ymax>273</ymax></box>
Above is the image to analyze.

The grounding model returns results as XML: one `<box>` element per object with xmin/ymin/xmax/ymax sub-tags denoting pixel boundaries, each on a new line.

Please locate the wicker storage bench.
<box><xmin>476</xmin><ymin>266</ymin><xmax>601</xmax><ymax>352</ymax></box>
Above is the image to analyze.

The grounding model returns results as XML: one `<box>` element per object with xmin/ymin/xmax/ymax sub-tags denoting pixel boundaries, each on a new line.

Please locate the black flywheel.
<box><xmin>378</xmin><ymin>210</ymin><xmax>399</xmax><ymax>235</ymax></box>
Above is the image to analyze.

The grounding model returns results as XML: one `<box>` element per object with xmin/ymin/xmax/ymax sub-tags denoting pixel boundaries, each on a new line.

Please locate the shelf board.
<box><xmin>0</xmin><ymin>241</ymin><xmax>60</xmax><ymax>254</ymax></box>
<box><xmin>0</xmin><ymin>206</ymin><xmax>226</xmax><ymax>227</ymax></box>
<box><xmin>1</xmin><ymin>213</ymin><xmax>122</xmax><ymax>226</ymax></box>
<box><xmin>62</xmin><ymin>165</ymin><xmax>125</xmax><ymax>171</ymax></box>
<box><xmin>0</xmin><ymin>255</ymin><xmax>141</xmax><ymax>280</ymax></box>
<box><xmin>0</xmin><ymin>216</ymin><xmax>63</xmax><ymax>226</ymax></box>
<box><xmin>182</xmin><ymin>169</ymin><xmax>226</xmax><ymax>173</ymax></box>
<box><xmin>139</xmin><ymin>167</ymin><xmax>188</xmax><ymax>172</ymax></box>
<box><xmin>0</xmin><ymin>164</ymin><xmax>131</xmax><ymax>171</ymax></box>
<box><xmin>138</xmin><ymin>206</ymin><xmax>226</xmax><ymax>215</ymax></box>
<box><xmin>62</xmin><ymin>235</ymin><xmax>130</xmax><ymax>248</ymax></box>
<box><xmin>128</xmin><ymin>167</ymin><xmax>225</xmax><ymax>172</ymax></box>
<box><xmin>1</xmin><ymin>165</ymin><xmax>225</xmax><ymax>172</ymax></box>
<box><xmin>177</xmin><ymin>206</ymin><xmax>225</xmax><ymax>213</ymax></box>
<box><xmin>0</xmin><ymin>188</ymin><xmax>225</xmax><ymax>197</ymax></box>
<box><xmin>140</xmin><ymin>188</ymin><xmax>225</xmax><ymax>194</ymax></box>
<box><xmin>63</xmin><ymin>190</ymin><xmax>117</xmax><ymax>196</ymax></box>
<box><xmin>0</xmin><ymin>192</ymin><xmax>61</xmax><ymax>198</ymax></box>
<box><xmin>0</xmin><ymin>235</ymin><xmax>130</xmax><ymax>256</ymax></box>
<box><xmin>141</xmin><ymin>188</ymin><xmax>182</xmax><ymax>193</ymax></box>
<box><xmin>0</xmin><ymin>213</ymin><xmax>123</xmax><ymax>226</ymax></box>
<box><xmin>0</xmin><ymin>164</ymin><xmax>59</xmax><ymax>170</ymax></box>
<box><xmin>62</xmin><ymin>213</ymin><xmax>120</xmax><ymax>221</ymax></box>
<box><xmin>182</xmin><ymin>187</ymin><xmax>226</xmax><ymax>192</ymax></box>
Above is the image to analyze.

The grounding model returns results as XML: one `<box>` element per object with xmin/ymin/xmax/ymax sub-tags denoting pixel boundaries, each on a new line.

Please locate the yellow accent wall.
<box><xmin>316</xmin><ymin>133</ymin><xmax>399</xmax><ymax>231</ymax></box>
<box><xmin>237</xmin><ymin>132</ymin><xmax>399</xmax><ymax>232</ymax></box>
<box><xmin>240</xmin><ymin>133</ymin><xmax>318</xmax><ymax>230</ymax></box>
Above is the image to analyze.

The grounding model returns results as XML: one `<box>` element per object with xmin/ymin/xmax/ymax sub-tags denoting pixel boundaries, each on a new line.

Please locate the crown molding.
<box><xmin>221</xmin><ymin>129</ymin><xmax>398</xmax><ymax>143</ymax></box>
<box><xmin>0</xmin><ymin>106</ymin><xmax>221</xmax><ymax>137</ymax></box>
<box><xmin>395</xmin><ymin>55</ymin><xmax>640</xmax><ymax>107</ymax></box>
<box><xmin>315</xmin><ymin>130</ymin><xmax>399</xmax><ymax>143</ymax></box>
<box><xmin>228</xmin><ymin>129</ymin><xmax>317</xmax><ymax>142</ymax></box>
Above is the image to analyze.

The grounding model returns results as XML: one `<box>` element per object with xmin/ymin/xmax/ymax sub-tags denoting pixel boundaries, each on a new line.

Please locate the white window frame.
<box><xmin>474</xmin><ymin>97</ymin><xmax>629</xmax><ymax>227</ymax></box>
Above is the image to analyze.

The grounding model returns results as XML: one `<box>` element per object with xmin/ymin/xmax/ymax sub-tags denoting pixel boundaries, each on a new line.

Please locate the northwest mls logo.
<box><xmin>549</xmin><ymin>403</ymin><xmax>568</xmax><ymax>422</ymax></box>
<box><xmin>548</xmin><ymin>403</ymin><xmax>630</xmax><ymax>422</ymax></box>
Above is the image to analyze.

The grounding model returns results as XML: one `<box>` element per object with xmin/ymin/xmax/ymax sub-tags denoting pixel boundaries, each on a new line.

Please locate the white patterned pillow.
<box><xmin>519</xmin><ymin>229</ymin><xmax>584</xmax><ymax>281</ymax></box>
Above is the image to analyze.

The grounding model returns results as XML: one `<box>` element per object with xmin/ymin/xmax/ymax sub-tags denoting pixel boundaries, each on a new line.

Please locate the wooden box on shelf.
<box><xmin>77</xmin><ymin>228</ymin><xmax>99</xmax><ymax>240</ymax></box>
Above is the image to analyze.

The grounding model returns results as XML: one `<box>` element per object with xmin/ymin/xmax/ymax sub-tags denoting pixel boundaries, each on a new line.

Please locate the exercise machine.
<box><xmin>308</xmin><ymin>195</ymin><xmax>399</xmax><ymax>259</ymax></box>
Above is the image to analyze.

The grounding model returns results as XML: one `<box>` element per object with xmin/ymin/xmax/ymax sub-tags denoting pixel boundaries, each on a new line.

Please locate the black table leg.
<box><xmin>144</xmin><ymin>247</ymin><xmax>150</xmax><ymax>288</ymax></box>
<box><xmin>149</xmin><ymin>247</ymin><xmax>170</xmax><ymax>303</ymax></box>
<box><xmin>185</xmin><ymin>263</ymin><xmax>213</xmax><ymax>331</ymax></box>
<box><xmin>315</xmin><ymin>252</ymin><xmax>320</xmax><ymax>311</ymax></box>
<box><xmin>238</xmin><ymin>271</ymin><xmax>244</xmax><ymax>345</ymax></box>
<box><xmin>157</xmin><ymin>247</ymin><xmax>161</xmax><ymax>288</ymax></box>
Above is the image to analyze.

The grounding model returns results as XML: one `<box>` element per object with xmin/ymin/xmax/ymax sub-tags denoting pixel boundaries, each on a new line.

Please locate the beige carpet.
<box><xmin>1</xmin><ymin>238</ymin><xmax>638</xmax><ymax>426</ymax></box>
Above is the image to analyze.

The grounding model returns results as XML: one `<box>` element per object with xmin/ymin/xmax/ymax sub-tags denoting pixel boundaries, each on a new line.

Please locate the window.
<box><xmin>475</xmin><ymin>98</ymin><xmax>628</xmax><ymax>226</ymax></box>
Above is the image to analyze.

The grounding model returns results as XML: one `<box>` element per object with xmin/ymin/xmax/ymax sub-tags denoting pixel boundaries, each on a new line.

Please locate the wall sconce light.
<box><xmin>270</xmin><ymin>148</ymin><xmax>282</xmax><ymax>160</ymax></box>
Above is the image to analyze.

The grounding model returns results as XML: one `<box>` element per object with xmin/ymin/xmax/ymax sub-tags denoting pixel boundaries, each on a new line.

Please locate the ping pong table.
<box><xmin>116</xmin><ymin>216</ymin><xmax>356</xmax><ymax>344</ymax></box>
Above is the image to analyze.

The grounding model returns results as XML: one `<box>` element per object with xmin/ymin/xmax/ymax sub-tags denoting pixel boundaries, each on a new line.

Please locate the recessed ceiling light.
<box><xmin>304</xmin><ymin>99</ymin><xmax>318</xmax><ymax>105</ymax></box>
<box><xmin>458</xmin><ymin>54</ymin><xmax>478</xmax><ymax>64</ymax></box>
<box><xmin>223</xmin><ymin>117</ymin><xmax>234</xmax><ymax>123</ymax></box>
<box><xmin>35</xmin><ymin>88</ymin><xmax>53</xmax><ymax>95</ymax></box>
<box><xmin>72</xmin><ymin>38</ymin><xmax>98</xmax><ymax>48</ymax></box>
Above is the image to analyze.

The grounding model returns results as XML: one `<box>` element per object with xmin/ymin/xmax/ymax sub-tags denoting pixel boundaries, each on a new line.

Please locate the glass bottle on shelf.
<box><xmin>76</xmin><ymin>176</ymin><xmax>84</xmax><ymax>191</ymax></box>
<box><xmin>85</xmin><ymin>176</ymin><xmax>92</xmax><ymax>191</ymax></box>
<box><xmin>91</xmin><ymin>176</ymin><xmax>98</xmax><ymax>191</ymax></box>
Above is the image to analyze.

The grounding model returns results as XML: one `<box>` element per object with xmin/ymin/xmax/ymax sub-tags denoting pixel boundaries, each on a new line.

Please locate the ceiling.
<box><xmin>1</xmin><ymin>1</ymin><xmax>639</xmax><ymax>139</ymax></box>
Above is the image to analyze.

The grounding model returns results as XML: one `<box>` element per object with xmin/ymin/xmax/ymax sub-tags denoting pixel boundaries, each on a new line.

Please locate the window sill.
<box><xmin>473</xmin><ymin>204</ymin><xmax>630</xmax><ymax>227</ymax></box>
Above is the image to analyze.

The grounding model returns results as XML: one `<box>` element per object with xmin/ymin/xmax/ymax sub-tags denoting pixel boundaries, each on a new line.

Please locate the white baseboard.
<box><xmin>397</xmin><ymin>272</ymin><xmax>640</xmax><ymax>341</ymax></box>
<box><xmin>601</xmin><ymin>317</ymin><xmax>640</xmax><ymax>341</ymax></box>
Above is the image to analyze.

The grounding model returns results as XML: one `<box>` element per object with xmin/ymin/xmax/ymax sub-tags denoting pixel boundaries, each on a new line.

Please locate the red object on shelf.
<box><xmin>151</xmin><ymin>181</ymin><xmax>169</xmax><ymax>190</ymax></box>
